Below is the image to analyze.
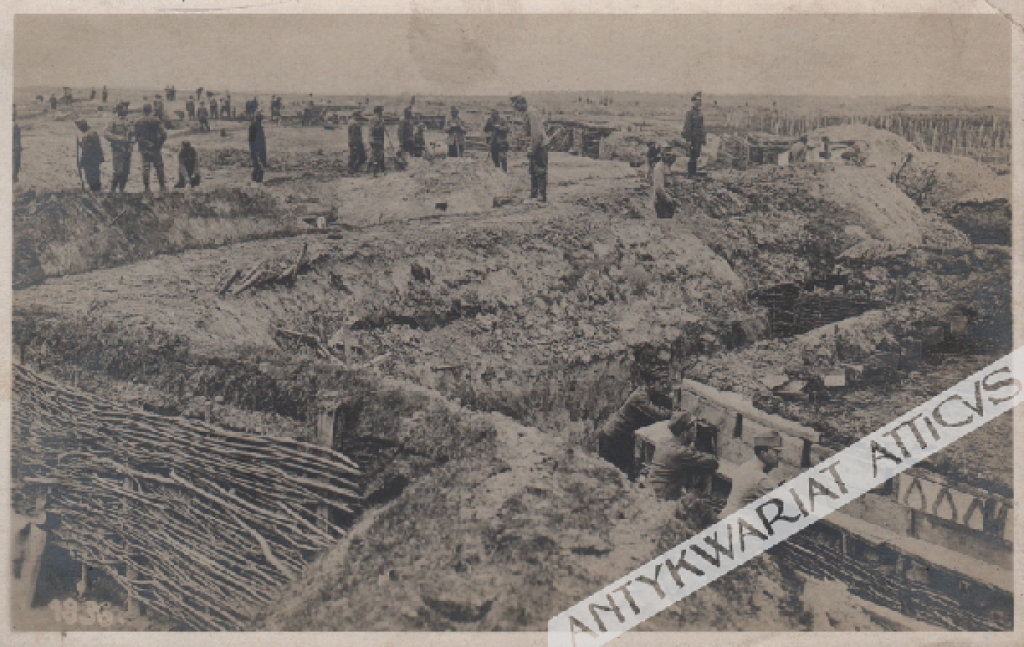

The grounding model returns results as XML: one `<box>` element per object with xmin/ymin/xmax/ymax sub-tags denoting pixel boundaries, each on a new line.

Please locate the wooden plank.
<box><xmin>680</xmin><ymin>379</ymin><xmax>821</xmax><ymax>442</ymax></box>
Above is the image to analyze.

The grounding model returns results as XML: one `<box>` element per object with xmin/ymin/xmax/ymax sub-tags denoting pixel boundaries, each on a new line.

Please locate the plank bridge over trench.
<box><xmin>12</xmin><ymin>364</ymin><xmax>362</xmax><ymax>630</ymax></box>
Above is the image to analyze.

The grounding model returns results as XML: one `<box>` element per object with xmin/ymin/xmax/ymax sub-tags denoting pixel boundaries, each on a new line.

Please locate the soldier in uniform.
<box><xmin>209</xmin><ymin>97</ymin><xmax>218</xmax><ymax>121</ymax></box>
<box><xmin>682</xmin><ymin>92</ymin><xmax>706</xmax><ymax>177</ymax></box>
<box><xmin>483</xmin><ymin>108</ymin><xmax>510</xmax><ymax>172</ymax></box>
<box><xmin>368</xmin><ymin>105</ymin><xmax>387</xmax><ymax>177</ymax></box>
<box><xmin>643</xmin><ymin>411</ymin><xmax>721</xmax><ymax>500</ymax></box>
<box><xmin>347</xmin><ymin>110</ymin><xmax>367</xmax><ymax>173</ymax></box>
<box><xmin>104</xmin><ymin>112</ymin><xmax>134</xmax><ymax>194</ymax></box>
<box><xmin>514</xmin><ymin>95</ymin><xmax>548</xmax><ymax>202</ymax></box>
<box><xmin>134</xmin><ymin>103</ymin><xmax>168</xmax><ymax>194</ymax></box>
<box><xmin>153</xmin><ymin>94</ymin><xmax>166</xmax><ymax>122</ymax></box>
<box><xmin>174</xmin><ymin>141</ymin><xmax>201</xmax><ymax>189</ymax></box>
<box><xmin>101</xmin><ymin>86</ymin><xmax>108</xmax><ymax>103</ymax></box>
<box><xmin>75</xmin><ymin>118</ymin><xmax>105</xmax><ymax>192</ymax></box>
<box><xmin>399</xmin><ymin>106</ymin><xmax>416</xmax><ymax>156</ymax></box>
<box><xmin>271</xmin><ymin>96</ymin><xmax>282</xmax><ymax>119</ymax></box>
<box><xmin>718</xmin><ymin>431</ymin><xmax>783</xmax><ymax>518</ymax></box>
<box><xmin>49</xmin><ymin>94</ymin><xmax>58</xmax><ymax>111</ymax></box>
<box><xmin>652</xmin><ymin>150</ymin><xmax>677</xmax><ymax>219</ymax></box>
<box><xmin>248</xmin><ymin>112</ymin><xmax>267</xmax><ymax>183</ymax></box>
<box><xmin>13</xmin><ymin>105</ymin><xmax>21</xmax><ymax>183</ymax></box>
<box><xmin>186</xmin><ymin>96</ymin><xmax>196</xmax><ymax>121</ymax></box>
<box><xmin>444</xmin><ymin>106</ymin><xmax>466</xmax><ymax>158</ymax></box>
<box><xmin>197</xmin><ymin>101</ymin><xmax>210</xmax><ymax>132</ymax></box>
<box><xmin>221</xmin><ymin>94</ymin><xmax>232</xmax><ymax>119</ymax></box>
<box><xmin>412</xmin><ymin>123</ymin><xmax>427</xmax><ymax>158</ymax></box>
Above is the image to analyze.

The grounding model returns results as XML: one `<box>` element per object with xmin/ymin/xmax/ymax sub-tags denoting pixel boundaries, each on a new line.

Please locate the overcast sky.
<box><xmin>13</xmin><ymin>13</ymin><xmax>1011</xmax><ymax>97</ymax></box>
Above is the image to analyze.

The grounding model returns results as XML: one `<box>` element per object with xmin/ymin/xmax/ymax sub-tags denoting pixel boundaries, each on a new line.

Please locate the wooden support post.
<box><xmin>123</xmin><ymin>476</ymin><xmax>139</xmax><ymax>618</ymax></box>
<box><xmin>315</xmin><ymin>397</ymin><xmax>338</xmax><ymax>532</ymax></box>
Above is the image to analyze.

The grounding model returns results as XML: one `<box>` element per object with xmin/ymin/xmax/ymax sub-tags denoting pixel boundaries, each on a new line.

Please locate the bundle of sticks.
<box><xmin>12</xmin><ymin>364</ymin><xmax>361</xmax><ymax>630</ymax></box>
<box><xmin>219</xmin><ymin>242</ymin><xmax>309</xmax><ymax>296</ymax></box>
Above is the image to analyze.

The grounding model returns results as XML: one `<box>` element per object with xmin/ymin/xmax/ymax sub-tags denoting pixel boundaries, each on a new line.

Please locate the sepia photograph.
<box><xmin>5</xmin><ymin>5</ymin><xmax>1018</xmax><ymax>643</ymax></box>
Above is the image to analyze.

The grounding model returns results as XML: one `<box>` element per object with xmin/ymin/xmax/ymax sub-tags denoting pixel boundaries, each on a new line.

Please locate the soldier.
<box><xmin>444</xmin><ymin>106</ymin><xmax>466</xmax><ymax>158</ymax></box>
<box><xmin>196</xmin><ymin>87</ymin><xmax>204</xmax><ymax>102</ymax></box>
<box><xmin>368</xmin><ymin>105</ymin><xmax>387</xmax><ymax>177</ymax></box>
<box><xmin>101</xmin><ymin>85</ymin><xmax>108</xmax><ymax>103</ymax></box>
<box><xmin>197</xmin><ymin>101</ymin><xmax>210</xmax><ymax>132</ymax></box>
<box><xmin>13</xmin><ymin>105</ymin><xmax>21</xmax><ymax>183</ymax></box>
<box><xmin>399</xmin><ymin>106</ymin><xmax>416</xmax><ymax>155</ymax></box>
<box><xmin>652</xmin><ymin>149</ymin><xmax>677</xmax><ymax>219</ymax></box>
<box><xmin>153</xmin><ymin>94</ymin><xmax>165</xmax><ymax>122</ymax></box>
<box><xmin>248</xmin><ymin>112</ymin><xmax>267</xmax><ymax>183</ymax></box>
<box><xmin>645</xmin><ymin>411</ymin><xmax>720</xmax><ymax>500</ymax></box>
<box><xmin>221</xmin><ymin>94</ymin><xmax>231</xmax><ymax>119</ymax></box>
<box><xmin>209</xmin><ymin>97</ymin><xmax>218</xmax><ymax>121</ymax></box>
<box><xmin>483</xmin><ymin>108</ymin><xmax>510</xmax><ymax>172</ymax></box>
<box><xmin>514</xmin><ymin>95</ymin><xmax>548</xmax><ymax>202</ymax></box>
<box><xmin>271</xmin><ymin>95</ymin><xmax>282</xmax><ymax>119</ymax></box>
<box><xmin>597</xmin><ymin>353</ymin><xmax>675</xmax><ymax>476</ymax></box>
<box><xmin>134</xmin><ymin>103</ymin><xmax>168</xmax><ymax>194</ymax></box>
<box><xmin>646</xmin><ymin>142</ymin><xmax>661</xmax><ymax>181</ymax></box>
<box><xmin>186</xmin><ymin>96</ymin><xmax>196</xmax><ymax>121</ymax></box>
<box><xmin>347</xmin><ymin>110</ymin><xmax>367</xmax><ymax>173</ymax></box>
<box><xmin>682</xmin><ymin>92</ymin><xmax>705</xmax><ymax>177</ymax></box>
<box><xmin>49</xmin><ymin>94</ymin><xmax>58</xmax><ymax>111</ymax></box>
<box><xmin>90</xmin><ymin>88</ymin><xmax>96</xmax><ymax>101</ymax></box>
<box><xmin>104</xmin><ymin>111</ymin><xmax>134</xmax><ymax>194</ymax></box>
<box><xmin>75</xmin><ymin>118</ymin><xmax>104</xmax><ymax>192</ymax></box>
<box><xmin>412</xmin><ymin>123</ymin><xmax>427</xmax><ymax>158</ymax></box>
<box><xmin>718</xmin><ymin>432</ymin><xmax>783</xmax><ymax>519</ymax></box>
<box><xmin>174</xmin><ymin>141</ymin><xmax>201</xmax><ymax>189</ymax></box>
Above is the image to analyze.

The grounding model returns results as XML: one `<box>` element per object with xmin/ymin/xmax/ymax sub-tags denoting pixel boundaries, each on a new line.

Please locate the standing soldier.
<box><xmin>90</xmin><ymin>88</ymin><xmax>97</xmax><ymax>101</ymax></box>
<box><xmin>399</xmin><ymin>106</ymin><xmax>416</xmax><ymax>155</ymax></box>
<box><xmin>444</xmin><ymin>106</ymin><xmax>466</xmax><ymax>158</ymax></box>
<box><xmin>413</xmin><ymin>123</ymin><xmax>427</xmax><ymax>158</ymax></box>
<box><xmin>196</xmin><ymin>101</ymin><xmax>210</xmax><ymax>132</ymax></box>
<box><xmin>248</xmin><ymin>112</ymin><xmax>267</xmax><ymax>184</ymax></box>
<box><xmin>368</xmin><ymin>105</ymin><xmax>387</xmax><ymax>177</ymax></box>
<box><xmin>104</xmin><ymin>111</ymin><xmax>134</xmax><ymax>194</ymax></box>
<box><xmin>153</xmin><ymin>94</ymin><xmax>166</xmax><ymax>122</ymax></box>
<box><xmin>222</xmin><ymin>94</ymin><xmax>231</xmax><ymax>119</ymax></box>
<box><xmin>13</xmin><ymin>105</ymin><xmax>22</xmax><ymax>183</ymax></box>
<box><xmin>682</xmin><ymin>91</ymin><xmax>706</xmax><ymax>177</ymax></box>
<box><xmin>75</xmin><ymin>118</ymin><xmax>104</xmax><ymax>192</ymax></box>
<box><xmin>196</xmin><ymin>87</ymin><xmax>204</xmax><ymax>103</ymax></box>
<box><xmin>483</xmin><ymin>107</ymin><xmax>510</xmax><ymax>172</ymax></box>
<box><xmin>101</xmin><ymin>85</ymin><xmax>108</xmax><ymax>103</ymax></box>
<box><xmin>514</xmin><ymin>95</ymin><xmax>548</xmax><ymax>203</ymax></box>
<box><xmin>347</xmin><ymin>110</ymin><xmax>367</xmax><ymax>172</ymax></box>
<box><xmin>186</xmin><ymin>96</ymin><xmax>196</xmax><ymax>121</ymax></box>
<box><xmin>271</xmin><ymin>95</ymin><xmax>282</xmax><ymax>119</ymax></box>
<box><xmin>49</xmin><ymin>94</ymin><xmax>58</xmax><ymax>111</ymax></box>
<box><xmin>134</xmin><ymin>103</ymin><xmax>168</xmax><ymax>194</ymax></box>
<box><xmin>174</xmin><ymin>141</ymin><xmax>201</xmax><ymax>189</ymax></box>
<box><xmin>209</xmin><ymin>97</ymin><xmax>218</xmax><ymax>121</ymax></box>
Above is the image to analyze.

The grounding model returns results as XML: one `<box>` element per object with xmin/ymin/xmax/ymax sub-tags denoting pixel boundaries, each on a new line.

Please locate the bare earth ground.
<box><xmin>12</xmin><ymin>103</ymin><xmax>1013</xmax><ymax>630</ymax></box>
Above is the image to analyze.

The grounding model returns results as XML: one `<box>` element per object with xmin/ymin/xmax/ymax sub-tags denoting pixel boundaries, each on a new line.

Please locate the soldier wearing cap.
<box><xmin>399</xmin><ymin>105</ymin><xmax>416</xmax><ymax>156</ymax></box>
<box><xmin>209</xmin><ymin>97</ymin><xmax>218</xmax><ymax>121</ymax></box>
<box><xmin>652</xmin><ymin>149</ymin><xmax>677</xmax><ymax>218</ymax></box>
<box><xmin>718</xmin><ymin>431</ymin><xmax>783</xmax><ymax>519</ymax></box>
<box><xmin>646</xmin><ymin>411</ymin><xmax>720</xmax><ymax>500</ymax></box>
<box><xmin>484</xmin><ymin>107</ymin><xmax>510</xmax><ymax>172</ymax></box>
<box><xmin>445</xmin><ymin>106</ymin><xmax>466</xmax><ymax>158</ymax></box>
<box><xmin>134</xmin><ymin>103</ymin><xmax>168</xmax><ymax>193</ymax></box>
<box><xmin>348</xmin><ymin>110</ymin><xmax>367</xmax><ymax>173</ymax></box>
<box><xmin>197</xmin><ymin>101</ymin><xmax>210</xmax><ymax>132</ymax></box>
<box><xmin>368</xmin><ymin>106</ymin><xmax>387</xmax><ymax>177</ymax></box>
<box><xmin>513</xmin><ymin>95</ymin><xmax>549</xmax><ymax>202</ymax></box>
<box><xmin>682</xmin><ymin>92</ymin><xmax>706</xmax><ymax>177</ymax></box>
<box><xmin>412</xmin><ymin>123</ymin><xmax>427</xmax><ymax>158</ymax></box>
<box><xmin>175</xmin><ymin>140</ymin><xmax>201</xmax><ymax>189</ymax></box>
<box><xmin>248</xmin><ymin>112</ymin><xmax>267</xmax><ymax>183</ymax></box>
<box><xmin>598</xmin><ymin>350</ymin><xmax>675</xmax><ymax>476</ymax></box>
<box><xmin>105</xmin><ymin>111</ymin><xmax>134</xmax><ymax>193</ymax></box>
<box><xmin>75</xmin><ymin>118</ymin><xmax>104</xmax><ymax>192</ymax></box>
<box><xmin>153</xmin><ymin>94</ymin><xmax>165</xmax><ymax>122</ymax></box>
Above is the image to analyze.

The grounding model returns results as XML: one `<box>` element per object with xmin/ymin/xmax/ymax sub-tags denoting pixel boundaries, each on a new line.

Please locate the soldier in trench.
<box><xmin>645</xmin><ymin>411</ymin><xmax>720</xmax><ymax>500</ymax></box>
<box><xmin>717</xmin><ymin>431</ymin><xmax>782</xmax><ymax>519</ymax></box>
<box><xmin>597</xmin><ymin>352</ymin><xmax>675</xmax><ymax>476</ymax></box>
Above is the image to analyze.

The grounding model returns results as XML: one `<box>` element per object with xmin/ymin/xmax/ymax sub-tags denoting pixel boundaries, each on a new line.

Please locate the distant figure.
<box><xmin>788</xmin><ymin>135</ymin><xmax>808</xmax><ymax>164</ymax></box>
<box><xmin>186</xmin><ymin>96</ymin><xmax>196</xmax><ymax>121</ymax></box>
<box><xmin>682</xmin><ymin>92</ymin><xmax>706</xmax><ymax>177</ymax></box>
<box><xmin>209</xmin><ymin>97</ymin><xmax>218</xmax><ymax>121</ymax></box>
<box><xmin>652</xmin><ymin>150</ymin><xmax>676</xmax><ymax>219</ymax></box>
<box><xmin>821</xmin><ymin>136</ymin><xmax>832</xmax><ymax>160</ymax></box>
<box><xmin>104</xmin><ymin>111</ymin><xmax>134</xmax><ymax>193</ymax></box>
<box><xmin>221</xmin><ymin>94</ymin><xmax>231</xmax><ymax>119</ymax></box>
<box><xmin>197</xmin><ymin>101</ymin><xmax>210</xmax><ymax>132</ymax></box>
<box><xmin>444</xmin><ymin>106</ymin><xmax>466</xmax><ymax>158</ymax></box>
<box><xmin>134</xmin><ymin>103</ymin><xmax>168</xmax><ymax>193</ymax></box>
<box><xmin>90</xmin><ymin>88</ymin><xmax>97</xmax><ymax>101</ymax></box>
<box><xmin>271</xmin><ymin>95</ymin><xmax>282</xmax><ymax>119</ymax></box>
<box><xmin>153</xmin><ymin>94</ymin><xmax>166</xmax><ymax>122</ymax></box>
<box><xmin>646</xmin><ymin>142</ymin><xmax>661</xmax><ymax>180</ymax></box>
<box><xmin>348</xmin><ymin>110</ymin><xmax>367</xmax><ymax>172</ymax></box>
<box><xmin>248</xmin><ymin>112</ymin><xmax>267</xmax><ymax>183</ymax></box>
<box><xmin>101</xmin><ymin>85</ymin><xmax>108</xmax><ymax>103</ymax></box>
<box><xmin>514</xmin><ymin>95</ymin><xmax>548</xmax><ymax>202</ymax></box>
<box><xmin>196</xmin><ymin>87</ymin><xmax>204</xmax><ymax>102</ymax></box>
<box><xmin>718</xmin><ymin>432</ymin><xmax>783</xmax><ymax>519</ymax></box>
<box><xmin>483</xmin><ymin>108</ymin><xmax>510</xmax><ymax>172</ymax></box>
<box><xmin>13</xmin><ymin>105</ymin><xmax>21</xmax><ymax>183</ymax></box>
<box><xmin>399</xmin><ymin>106</ymin><xmax>416</xmax><ymax>155</ymax></box>
<box><xmin>75</xmin><ymin>118</ymin><xmax>104</xmax><ymax>192</ymax></box>
<box><xmin>175</xmin><ymin>141</ymin><xmax>201</xmax><ymax>189</ymax></box>
<box><xmin>167</xmin><ymin>86</ymin><xmax>176</xmax><ymax>102</ymax></box>
<box><xmin>368</xmin><ymin>105</ymin><xmax>387</xmax><ymax>177</ymax></box>
<box><xmin>49</xmin><ymin>94</ymin><xmax>58</xmax><ymax>111</ymax></box>
<box><xmin>412</xmin><ymin>123</ymin><xmax>426</xmax><ymax>158</ymax></box>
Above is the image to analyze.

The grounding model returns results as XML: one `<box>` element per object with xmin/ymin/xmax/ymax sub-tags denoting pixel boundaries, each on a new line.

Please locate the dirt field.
<box><xmin>12</xmin><ymin>95</ymin><xmax>1013</xmax><ymax>631</ymax></box>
